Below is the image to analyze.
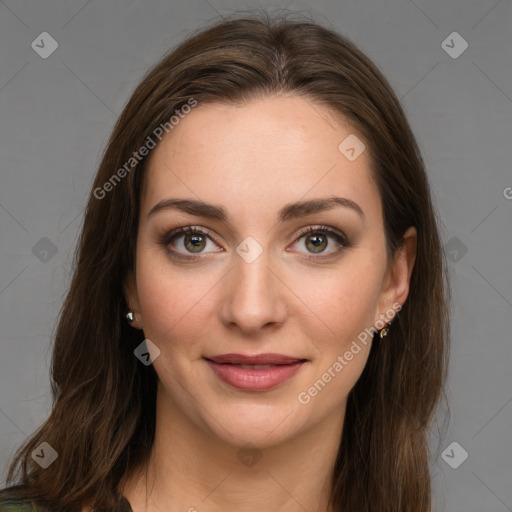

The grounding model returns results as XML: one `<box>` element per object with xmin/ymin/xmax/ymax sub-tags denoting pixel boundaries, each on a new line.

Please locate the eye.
<box><xmin>161</xmin><ymin>226</ymin><xmax>221</xmax><ymax>260</ymax></box>
<box><xmin>291</xmin><ymin>225</ymin><xmax>350</xmax><ymax>258</ymax></box>
<box><xmin>160</xmin><ymin>224</ymin><xmax>351</xmax><ymax>262</ymax></box>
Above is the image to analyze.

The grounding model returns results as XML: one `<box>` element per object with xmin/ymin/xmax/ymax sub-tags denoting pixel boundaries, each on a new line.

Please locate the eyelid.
<box><xmin>292</xmin><ymin>224</ymin><xmax>349</xmax><ymax>244</ymax></box>
<box><xmin>162</xmin><ymin>225</ymin><xmax>215</xmax><ymax>244</ymax></box>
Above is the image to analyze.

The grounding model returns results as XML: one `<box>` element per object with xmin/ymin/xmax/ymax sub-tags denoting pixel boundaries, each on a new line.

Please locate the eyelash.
<box><xmin>160</xmin><ymin>225</ymin><xmax>351</xmax><ymax>262</ymax></box>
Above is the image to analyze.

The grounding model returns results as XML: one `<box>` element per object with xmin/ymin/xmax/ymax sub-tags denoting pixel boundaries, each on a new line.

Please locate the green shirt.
<box><xmin>0</xmin><ymin>494</ymin><xmax>133</xmax><ymax>512</ymax></box>
<box><xmin>0</xmin><ymin>495</ymin><xmax>49</xmax><ymax>512</ymax></box>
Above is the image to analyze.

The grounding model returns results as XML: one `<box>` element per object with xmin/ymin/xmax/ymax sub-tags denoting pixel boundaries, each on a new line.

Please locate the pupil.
<box><xmin>308</xmin><ymin>234</ymin><xmax>326</xmax><ymax>253</ymax></box>
<box><xmin>186</xmin><ymin>234</ymin><xmax>205</xmax><ymax>252</ymax></box>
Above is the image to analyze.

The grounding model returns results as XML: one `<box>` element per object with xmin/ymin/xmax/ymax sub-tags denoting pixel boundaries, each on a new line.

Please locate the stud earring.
<box><xmin>125</xmin><ymin>311</ymin><xmax>134</xmax><ymax>323</ymax></box>
<box><xmin>379</xmin><ymin>326</ymin><xmax>389</xmax><ymax>338</ymax></box>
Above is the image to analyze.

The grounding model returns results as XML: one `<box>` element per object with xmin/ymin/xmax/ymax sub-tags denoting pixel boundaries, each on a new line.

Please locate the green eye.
<box><xmin>293</xmin><ymin>225</ymin><xmax>351</xmax><ymax>257</ymax></box>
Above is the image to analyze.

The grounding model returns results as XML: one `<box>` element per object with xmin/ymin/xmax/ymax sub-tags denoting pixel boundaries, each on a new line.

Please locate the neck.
<box><xmin>119</xmin><ymin>387</ymin><xmax>345</xmax><ymax>512</ymax></box>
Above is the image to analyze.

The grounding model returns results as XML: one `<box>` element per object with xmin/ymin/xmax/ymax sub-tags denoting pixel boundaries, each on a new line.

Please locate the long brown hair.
<box><xmin>1</xmin><ymin>11</ymin><xmax>450</xmax><ymax>511</ymax></box>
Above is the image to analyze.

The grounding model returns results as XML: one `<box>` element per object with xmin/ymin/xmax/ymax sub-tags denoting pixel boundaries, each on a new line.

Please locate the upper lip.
<box><xmin>204</xmin><ymin>353</ymin><xmax>306</xmax><ymax>365</ymax></box>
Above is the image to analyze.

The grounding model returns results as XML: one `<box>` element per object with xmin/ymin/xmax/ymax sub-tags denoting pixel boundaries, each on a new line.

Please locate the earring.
<box><xmin>125</xmin><ymin>311</ymin><xmax>134</xmax><ymax>323</ymax></box>
<box><xmin>379</xmin><ymin>319</ymin><xmax>393</xmax><ymax>338</ymax></box>
<box><xmin>379</xmin><ymin>326</ymin><xmax>389</xmax><ymax>338</ymax></box>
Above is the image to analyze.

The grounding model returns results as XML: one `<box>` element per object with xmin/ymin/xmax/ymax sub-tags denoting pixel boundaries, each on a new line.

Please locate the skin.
<box><xmin>112</xmin><ymin>94</ymin><xmax>417</xmax><ymax>512</ymax></box>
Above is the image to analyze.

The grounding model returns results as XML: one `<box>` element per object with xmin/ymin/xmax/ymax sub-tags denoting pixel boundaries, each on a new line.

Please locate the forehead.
<box><xmin>140</xmin><ymin>94</ymin><xmax>381</xmax><ymax>225</ymax></box>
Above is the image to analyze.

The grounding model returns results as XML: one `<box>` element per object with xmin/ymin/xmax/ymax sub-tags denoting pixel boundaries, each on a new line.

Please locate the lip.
<box><xmin>205</xmin><ymin>353</ymin><xmax>304</xmax><ymax>365</ymax></box>
<box><xmin>204</xmin><ymin>353</ymin><xmax>307</xmax><ymax>391</ymax></box>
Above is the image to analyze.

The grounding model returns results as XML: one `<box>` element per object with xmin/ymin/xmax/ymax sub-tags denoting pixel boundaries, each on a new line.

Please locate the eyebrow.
<box><xmin>147</xmin><ymin>196</ymin><xmax>365</xmax><ymax>222</ymax></box>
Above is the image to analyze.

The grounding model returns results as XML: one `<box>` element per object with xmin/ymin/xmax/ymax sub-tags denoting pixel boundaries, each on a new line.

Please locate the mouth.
<box><xmin>203</xmin><ymin>353</ymin><xmax>308</xmax><ymax>391</ymax></box>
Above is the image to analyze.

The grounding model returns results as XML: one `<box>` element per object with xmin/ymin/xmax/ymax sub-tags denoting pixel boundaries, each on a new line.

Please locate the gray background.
<box><xmin>0</xmin><ymin>0</ymin><xmax>511</xmax><ymax>510</ymax></box>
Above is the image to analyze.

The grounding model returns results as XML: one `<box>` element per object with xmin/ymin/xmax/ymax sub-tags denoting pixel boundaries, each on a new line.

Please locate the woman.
<box><xmin>0</xmin><ymin>11</ymin><xmax>450</xmax><ymax>512</ymax></box>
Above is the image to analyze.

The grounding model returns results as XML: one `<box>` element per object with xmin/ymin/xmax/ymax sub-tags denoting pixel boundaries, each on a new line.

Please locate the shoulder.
<box><xmin>0</xmin><ymin>491</ymin><xmax>131</xmax><ymax>512</ymax></box>
<box><xmin>0</xmin><ymin>495</ymin><xmax>49</xmax><ymax>512</ymax></box>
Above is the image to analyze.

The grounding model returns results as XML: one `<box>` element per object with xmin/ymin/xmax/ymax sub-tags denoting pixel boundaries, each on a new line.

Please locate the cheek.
<box><xmin>294</xmin><ymin>265</ymin><xmax>381</xmax><ymax>409</ymax></box>
<box><xmin>135</xmin><ymin>252</ymin><xmax>218</xmax><ymax>350</ymax></box>
<box><xmin>292</xmin><ymin>259</ymin><xmax>384</xmax><ymax>347</ymax></box>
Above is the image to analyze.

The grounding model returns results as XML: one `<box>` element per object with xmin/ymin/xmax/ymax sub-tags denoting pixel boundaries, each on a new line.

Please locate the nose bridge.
<box><xmin>220</xmin><ymin>241</ymin><xmax>287</xmax><ymax>331</ymax></box>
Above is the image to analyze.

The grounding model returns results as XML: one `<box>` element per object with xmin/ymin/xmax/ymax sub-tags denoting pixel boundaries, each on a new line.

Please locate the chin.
<box><xmin>202</xmin><ymin>405</ymin><xmax>300</xmax><ymax>448</ymax></box>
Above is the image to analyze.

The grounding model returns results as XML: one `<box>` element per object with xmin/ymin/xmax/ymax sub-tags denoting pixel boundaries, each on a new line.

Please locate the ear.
<box><xmin>123</xmin><ymin>271</ymin><xmax>143</xmax><ymax>330</ymax></box>
<box><xmin>375</xmin><ymin>226</ymin><xmax>417</xmax><ymax>325</ymax></box>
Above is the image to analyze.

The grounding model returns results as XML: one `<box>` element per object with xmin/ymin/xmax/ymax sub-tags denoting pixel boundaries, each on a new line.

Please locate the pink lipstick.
<box><xmin>204</xmin><ymin>353</ymin><xmax>307</xmax><ymax>391</ymax></box>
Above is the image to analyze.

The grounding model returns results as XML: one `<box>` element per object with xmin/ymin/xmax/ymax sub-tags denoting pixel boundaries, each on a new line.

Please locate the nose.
<box><xmin>219</xmin><ymin>247</ymin><xmax>288</xmax><ymax>334</ymax></box>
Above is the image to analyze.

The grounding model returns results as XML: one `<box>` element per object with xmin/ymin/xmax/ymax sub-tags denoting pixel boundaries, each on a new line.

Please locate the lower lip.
<box><xmin>205</xmin><ymin>359</ymin><xmax>305</xmax><ymax>391</ymax></box>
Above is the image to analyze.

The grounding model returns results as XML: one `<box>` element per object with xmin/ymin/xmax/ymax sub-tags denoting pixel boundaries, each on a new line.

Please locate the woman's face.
<box><xmin>125</xmin><ymin>94</ymin><xmax>415</xmax><ymax>448</ymax></box>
